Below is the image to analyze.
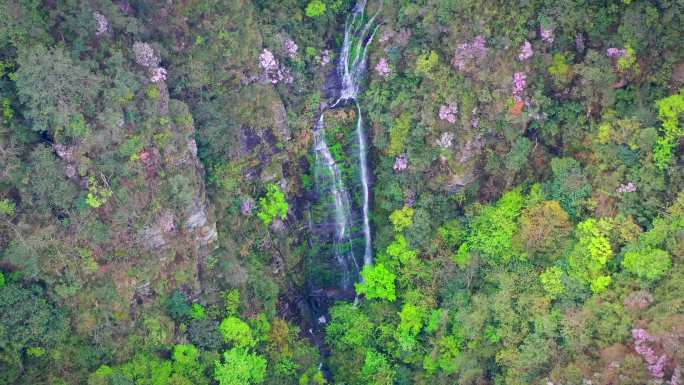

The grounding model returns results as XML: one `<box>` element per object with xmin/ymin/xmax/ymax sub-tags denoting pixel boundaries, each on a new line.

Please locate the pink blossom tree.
<box><xmin>375</xmin><ymin>57</ymin><xmax>390</xmax><ymax>78</ymax></box>
<box><xmin>452</xmin><ymin>35</ymin><xmax>488</xmax><ymax>71</ymax></box>
<box><xmin>518</xmin><ymin>41</ymin><xmax>533</xmax><ymax>61</ymax></box>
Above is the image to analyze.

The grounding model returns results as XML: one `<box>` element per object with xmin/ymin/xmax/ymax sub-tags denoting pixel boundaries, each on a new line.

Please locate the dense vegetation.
<box><xmin>0</xmin><ymin>0</ymin><xmax>682</xmax><ymax>384</ymax></box>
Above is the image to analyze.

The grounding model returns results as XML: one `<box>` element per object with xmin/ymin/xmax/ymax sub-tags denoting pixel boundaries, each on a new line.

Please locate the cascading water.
<box><xmin>311</xmin><ymin>0</ymin><xmax>380</xmax><ymax>287</ymax></box>
<box><xmin>313</xmin><ymin>115</ymin><xmax>360</xmax><ymax>289</ymax></box>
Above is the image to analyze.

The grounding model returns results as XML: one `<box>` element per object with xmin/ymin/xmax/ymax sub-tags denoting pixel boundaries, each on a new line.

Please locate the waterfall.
<box><xmin>312</xmin><ymin>0</ymin><xmax>379</xmax><ymax>286</ymax></box>
<box><xmin>313</xmin><ymin>115</ymin><xmax>360</xmax><ymax>289</ymax></box>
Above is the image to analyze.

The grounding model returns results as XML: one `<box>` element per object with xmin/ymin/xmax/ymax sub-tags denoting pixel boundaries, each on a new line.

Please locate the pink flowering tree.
<box><xmin>452</xmin><ymin>35</ymin><xmax>488</xmax><ymax>71</ymax></box>
<box><xmin>439</xmin><ymin>103</ymin><xmax>458</xmax><ymax>123</ymax></box>
<box><xmin>632</xmin><ymin>328</ymin><xmax>676</xmax><ymax>381</ymax></box>
<box><xmin>540</xmin><ymin>25</ymin><xmax>555</xmax><ymax>43</ymax></box>
<box><xmin>283</xmin><ymin>39</ymin><xmax>298</xmax><ymax>59</ymax></box>
<box><xmin>607</xmin><ymin>47</ymin><xmax>627</xmax><ymax>58</ymax></box>
<box><xmin>259</xmin><ymin>48</ymin><xmax>292</xmax><ymax>84</ymax></box>
<box><xmin>93</xmin><ymin>11</ymin><xmax>109</xmax><ymax>36</ymax></box>
<box><xmin>512</xmin><ymin>72</ymin><xmax>527</xmax><ymax>101</ymax></box>
<box><xmin>375</xmin><ymin>57</ymin><xmax>390</xmax><ymax>78</ymax></box>
<box><xmin>518</xmin><ymin>41</ymin><xmax>533</xmax><ymax>61</ymax></box>
<box><xmin>393</xmin><ymin>155</ymin><xmax>408</xmax><ymax>171</ymax></box>
<box><xmin>616</xmin><ymin>182</ymin><xmax>636</xmax><ymax>193</ymax></box>
<box><xmin>133</xmin><ymin>42</ymin><xmax>167</xmax><ymax>83</ymax></box>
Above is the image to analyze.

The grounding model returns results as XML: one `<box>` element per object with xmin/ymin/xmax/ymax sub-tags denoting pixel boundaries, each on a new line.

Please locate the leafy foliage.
<box><xmin>355</xmin><ymin>264</ymin><xmax>396</xmax><ymax>301</ymax></box>
<box><xmin>214</xmin><ymin>348</ymin><xmax>267</xmax><ymax>385</ymax></box>
<box><xmin>257</xmin><ymin>184</ymin><xmax>289</xmax><ymax>225</ymax></box>
<box><xmin>622</xmin><ymin>248</ymin><xmax>672</xmax><ymax>281</ymax></box>
<box><xmin>219</xmin><ymin>316</ymin><xmax>256</xmax><ymax>348</ymax></box>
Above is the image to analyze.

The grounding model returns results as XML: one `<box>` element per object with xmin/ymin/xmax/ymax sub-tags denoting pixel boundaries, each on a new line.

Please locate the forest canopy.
<box><xmin>0</xmin><ymin>0</ymin><xmax>682</xmax><ymax>385</ymax></box>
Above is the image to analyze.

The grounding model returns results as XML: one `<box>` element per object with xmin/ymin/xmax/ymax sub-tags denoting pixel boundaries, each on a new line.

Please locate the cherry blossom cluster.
<box><xmin>393</xmin><ymin>155</ymin><xmax>408</xmax><ymax>171</ymax></box>
<box><xmin>150</xmin><ymin>67</ymin><xmax>167</xmax><ymax>83</ymax></box>
<box><xmin>616</xmin><ymin>181</ymin><xmax>636</xmax><ymax>193</ymax></box>
<box><xmin>93</xmin><ymin>11</ymin><xmax>109</xmax><ymax>36</ymax></box>
<box><xmin>452</xmin><ymin>35</ymin><xmax>488</xmax><ymax>71</ymax></box>
<box><xmin>518</xmin><ymin>41</ymin><xmax>533</xmax><ymax>61</ymax></box>
<box><xmin>471</xmin><ymin>107</ymin><xmax>480</xmax><ymax>129</ymax></box>
<box><xmin>320</xmin><ymin>49</ymin><xmax>332</xmax><ymax>66</ymax></box>
<box><xmin>436</xmin><ymin>132</ymin><xmax>455</xmax><ymax>148</ymax></box>
<box><xmin>606</xmin><ymin>47</ymin><xmax>627</xmax><ymax>58</ymax></box>
<box><xmin>512</xmin><ymin>72</ymin><xmax>527</xmax><ymax>101</ymax></box>
<box><xmin>259</xmin><ymin>49</ymin><xmax>292</xmax><ymax>84</ymax></box>
<box><xmin>133</xmin><ymin>42</ymin><xmax>160</xmax><ymax>68</ymax></box>
<box><xmin>632</xmin><ymin>328</ymin><xmax>667</xmax><ymax>379</ymax></box>
<box><xmin>540</xmin><ymin>25</ymin><xmax>555</xmax><ymax>43</ymax></box>
<box><xmin>133</xmin><ymin>42</ymin><xmax>168</xmax><ymax>83</ymax></box>
<box><xmin>241</xmin><ymin>197</ymin><xmax>255</xmax><ymax>215</ymax></box>
<box><xmin>375</xmin><ymin>57</ymin><xmax>390</xmax><ymax>77</ymax></box>
<box><xmin>284</xmin><ymin>39</ymin><xmax>298</xmax><ymax>58</ymax></box>
<box><xmin>439</xmin><ymin>103</ymin><xmax>458</xmax><ymax>123</ymax></box>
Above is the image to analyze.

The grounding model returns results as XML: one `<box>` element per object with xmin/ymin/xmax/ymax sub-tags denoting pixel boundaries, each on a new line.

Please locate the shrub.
<box><xmin>305</xmin><ymin>0</ymin><xmax>326</xmax><ymax>17</ymax></box>
<box><xmin>388</xmin><ymin>113</ymin><xmax>412</xmax><ymax>156</ymax></box>
<box><xmin>257</xmin><ymin>184</ymin><xmax>289</xmax><ymax>225</ymax></box>
<box><xmin>389</xmin><ymin>206</ymin><xmax>415</xmax><ymax>232</ymax></box>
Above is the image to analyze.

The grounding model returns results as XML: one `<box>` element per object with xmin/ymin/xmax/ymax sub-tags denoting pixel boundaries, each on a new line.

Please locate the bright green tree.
<box><xmin>305</xmin><ymin>0</ymin><xmax>326</xmax><ymax>17</ymax></box>
<box><xmin>361</xmin><ymin>350</ymin><xmax>395</xmax><ymax>385</ymax></box>
<box><xmin>395</xmin><ymin>304</ymin><xmax>424</xmax><ymax>351</ymax></box>
<box><xmin>389</xmin><ymin>206</ymin><xmax>415</xmax><ymax>232</ymax></box>
<box><xmin>386</xmin><ymin>234</ymin><xmax>418</xmax><ymax>265</ymax></box>
<box><xmin>653</xmin><ymin>90</ymin><xmax>684</xmax><ymax>170</ymax></box>
<box><xmin>355</xmin><ymin>264</ymin><xmax>396</xmax><ymax>301</ymax></box>
<box><xmin>219</xmin><ymin>316</ymin><xmax>256</xmax><ymax>348</ymax></box>
<box><xmin>468</xmin><ymin>190</ymin><xmax>525</xmax><ymax>262</ymax></box>
<box><xmin>214</xmin><ymin>348</ymin><xmax>267</xmax><ymax>385</ymax></box>
<box><xmin>326</xmin><ymin>303</ymin><xmax>373</xmax><ymax>350</ymax></box>
<box><xmin>622</xmin><ymin>248</ymin><xmax>672</xmax><ymax>281</ymax></box>
<box><xmin>540</xmin><ymin>266</ymin><xmax>565</xmax><ymax>299</ymax></box>
<box><xmin>568</xmin><ymin>219</ymin><xmax>614</xmax><ymax>293</ymax></box>
<box><xmin>257</xmin><ymin>184</ymin><xmax>289</xmax><ymax>225</ymax></box>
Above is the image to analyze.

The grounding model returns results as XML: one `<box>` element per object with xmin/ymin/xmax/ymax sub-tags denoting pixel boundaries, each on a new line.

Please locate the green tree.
<box><xmin>652</xmin><ymin>90</ymin><xmax>684</xmax><ymax>170</ymax></box>
<box><xmin>395</xmin><ymin>303</ymin><xmax>424</xmax><ymax>351</ymax></box>
<box><xmin>172</xmin><ymin>344</ymin><xmax>209</xmax><ymax>385</ymax></box>
<box><xmin>0</xmin><ymin>282</ymin><xmax>68</xmax><ymax>384</ymax></box>
<box><xmin>361</xmin><ymin>350</ymin><xmax>395</xmax><ymax>385</ymax></box>
<box><xmin>388</xmin><ymin>113</ymin><xmax>412</xmax><ymax>156</ymax></box>
<box><xmin>567</xmin><ymin>219</ymin><xmax>614</xmax><ymax>293</ymax></box>
<box><xmin>214</xmin><ymin>348</ymin><xmax>267</xmax><ymax>385</ymax></box>
<box><xmin>468</xmin><ymin>190</ymin><xmax>525</xmax><ymax>262</ymax></box>
<box><xmin>515</xmin><ymin>200</ymin><xmax>573</xmax><ymax>258</ymax></box>
<box><xmin>166</xmin><ymin>290</ymin><xmax>191</xmax><ymax>320</ymax></box>
<box><xmin>257</xmin><ymin>184</ymin><xmax>289</xmax><ymax>225</ymax></box>
<box><xmin>540</xmin><ymin>266</ymin><xmax>565</xmax><ymax>299</ymax></box>
<box><xmin>415</xmin><ymin>51</ymin><xmax>440</xmax><ymax>78</ymax></box>
<box><xmin>325</xmin><ymin>303</ymin><xmax>373</xmax><ymax>350</ymax></box>
<box><xmin>622</xmin><ymin>248</ymin><xmax>671</xmax><ymax>281</ymax></box>
<box><xmin>544</xmin><ymin>157</ymin><xmax>591</xmax><ymax>219</ymax></box>
<box><xmin>389</xmin><ymin>206</ymin><xmax>415</xmax><ymax>232</ymax></box>
<box><xmin>386</xmin><ymin>234</ymin><xmax>418</xmax><ymax>265</ymax></box>
<box><xmin>305</xmin><ymin>0</ymin><xmax>326</xmax><ymax>17</ymax></box>
<box><xmin>219</xmin><ymin>316</ymin><xmax>256</xmax><ymax>348</ymax></box>
<box><xmin>355</xmin><ymin>264</ymin><xmax>396</xmax><ymax>301</ymax></box>
<box><xmin>14</xmin><ymin>45</ymin><xmax>100</xmax><ymax>137</ymax></box>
